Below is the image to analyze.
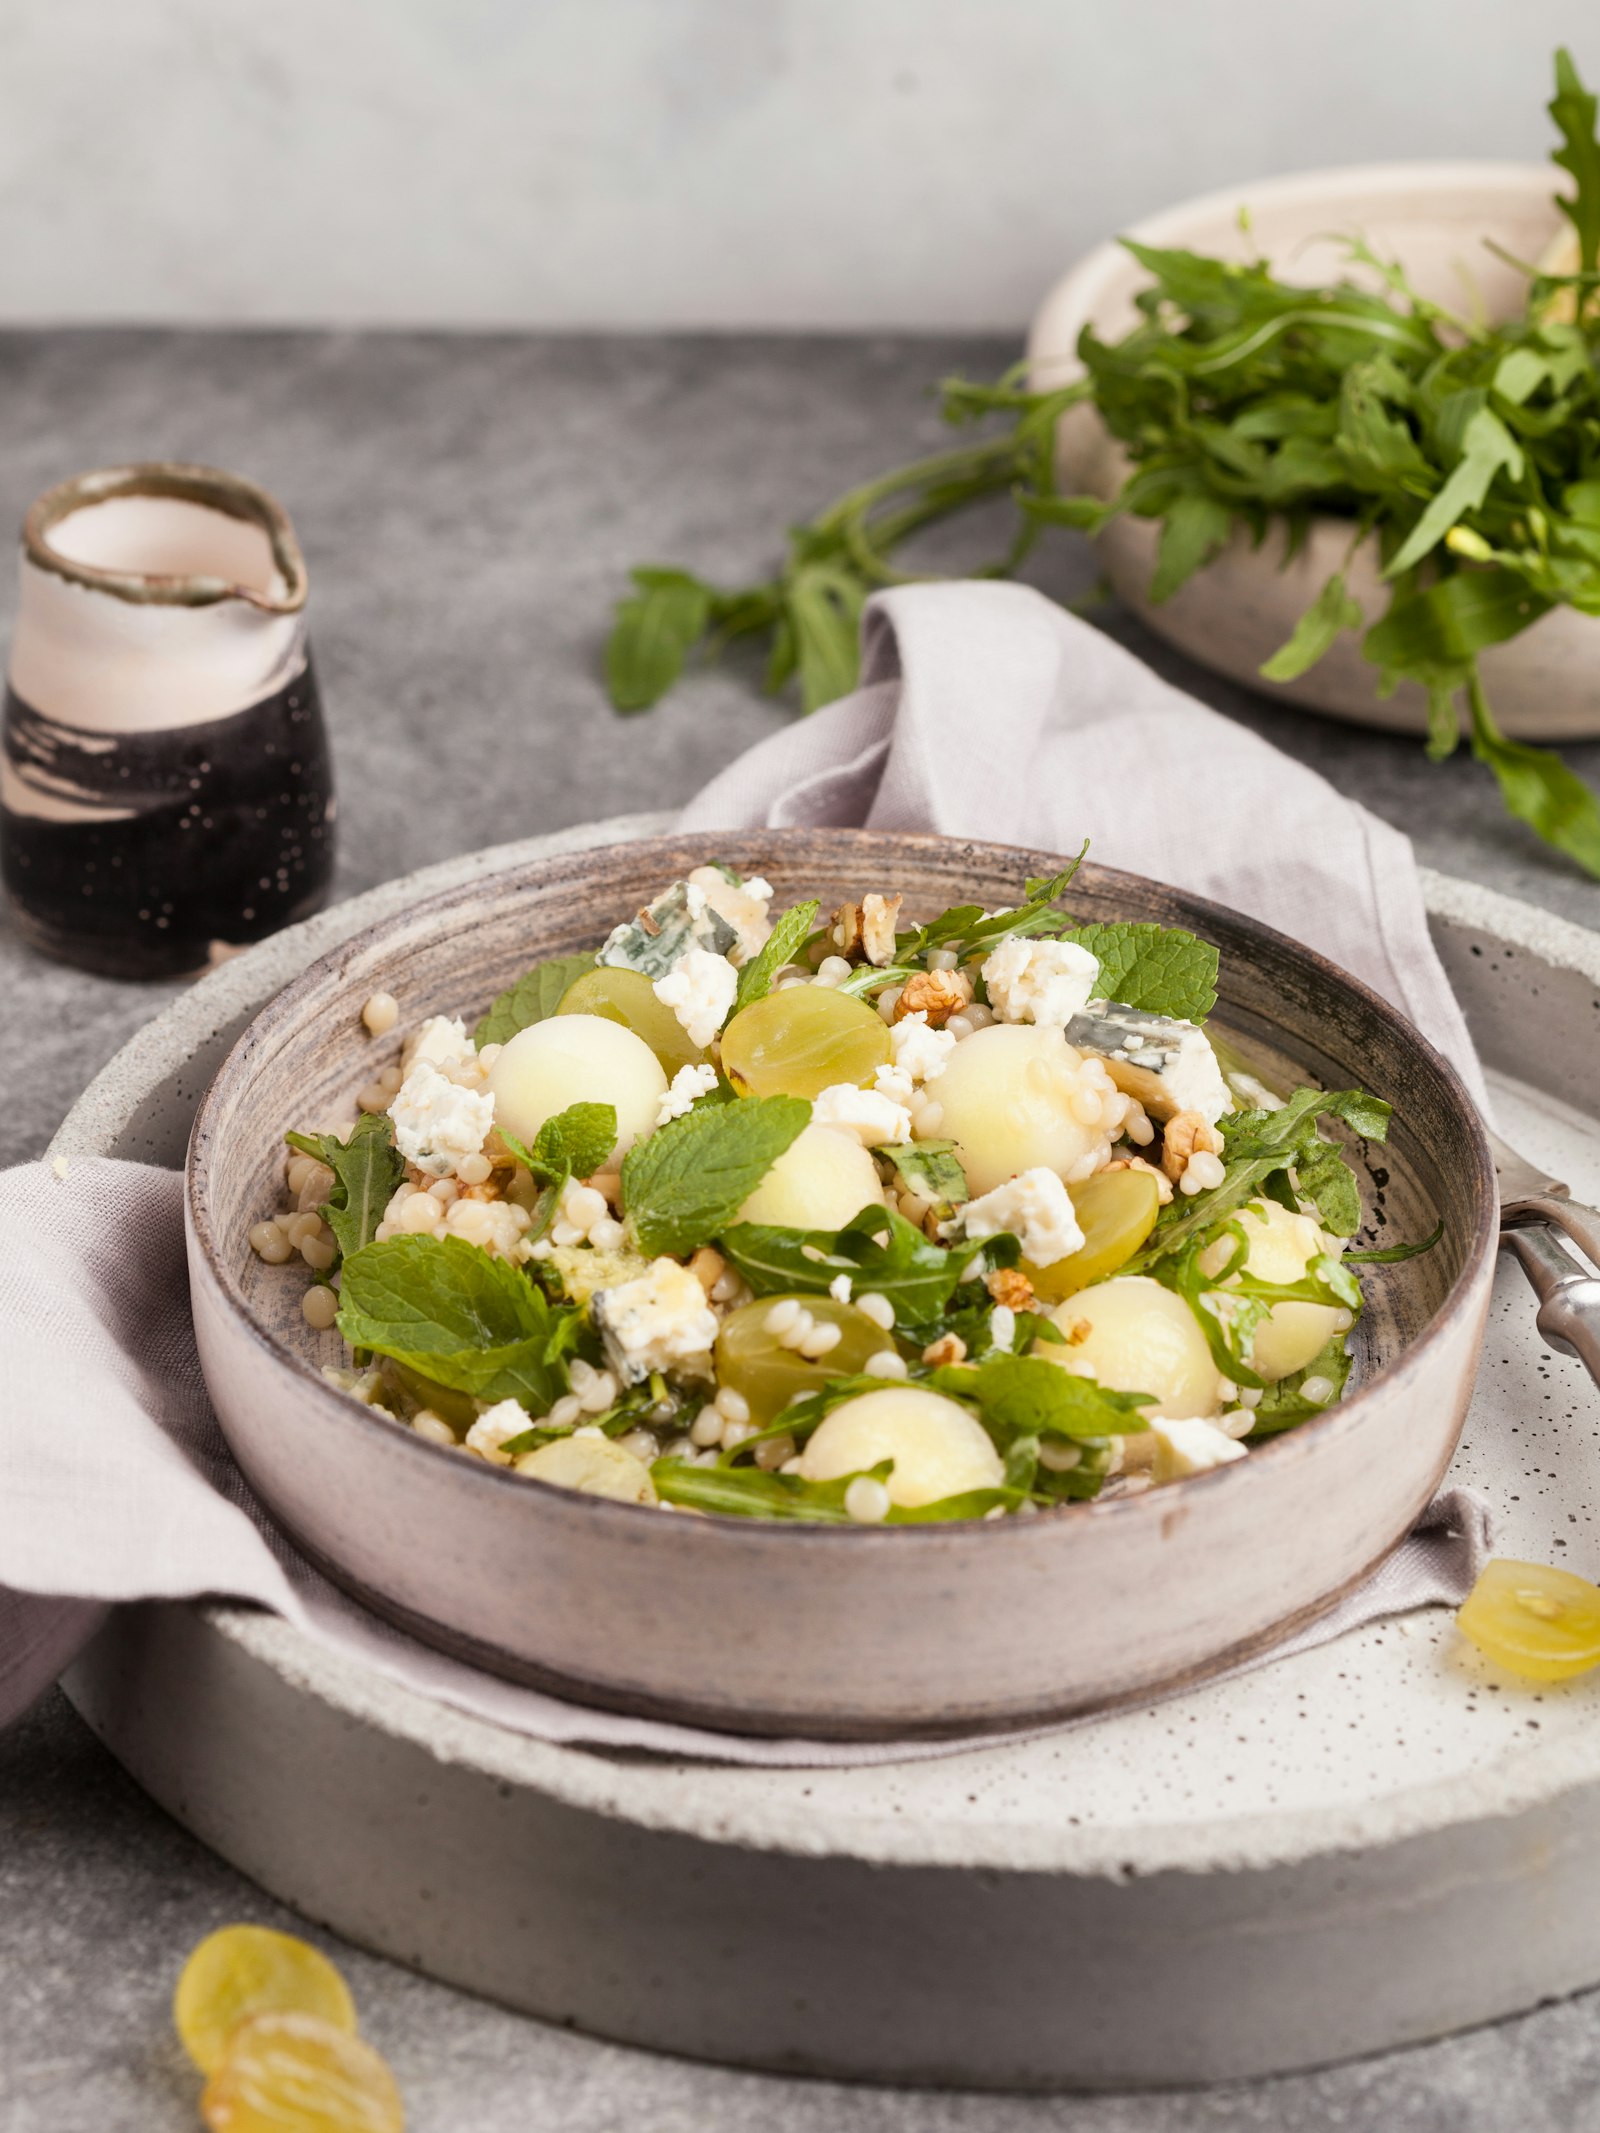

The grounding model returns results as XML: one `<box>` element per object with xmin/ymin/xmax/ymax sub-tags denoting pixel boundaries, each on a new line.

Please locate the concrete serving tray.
<box><xmin>1027</xmin><ymin>162</ymin><xmax>1600</xmax><ymax>740</ymax></box>
<box><xmin>52</xmin><ymin>815</ymin><xmax>1600</xmax><ymax>2088</ymax></box>
<box><xmin>183</xmin><ymin>826</ymin><xmax>1493</xmax><ymax>1738</ymax></box>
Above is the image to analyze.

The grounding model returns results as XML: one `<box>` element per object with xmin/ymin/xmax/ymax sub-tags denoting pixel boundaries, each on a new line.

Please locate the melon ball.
<box><xmin>1200</xmin><ymin>1200</ymin><xmax>1346</xmax><ymax>1382</ymax></box>
<box><xmin>736</xmin><ymin>1122</ymin><xmax>884</xmax><ymax>1231</ymax></box>
<box><xmin>928</xmin><ymin>1023</ymin><xmax>1116</xmax><ymax>1196</ymax></box>
<box><xmin>1039</xmin><ymin>1274</ymin><xmax>1224</xmax><ymax>1419</ymax></box>
<box><xmin>798</xmin><ymin>1387</ymin><xmax>1004</xmax><ymax>1509</ymax></box>
<box><xmin>515</xmin><ymin>1432</ymin><xmax>657</xmax><ymax>1504</ymax></box>
<box><xmin>487</xmin><ymin>1014</ymin><xmax>667</xmax><ymax>1163</ymax></box>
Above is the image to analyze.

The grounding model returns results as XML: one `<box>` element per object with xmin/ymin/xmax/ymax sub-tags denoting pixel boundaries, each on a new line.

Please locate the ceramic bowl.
<box><xmin>185</xmin><ymin>829</ymin><xmax>1497</xmax><ymax>1739</ymax></box>
<box><xmin>1027</xmin><ymin>161</ymin><xmax>1596</xmax><ymax>741</ymax></box>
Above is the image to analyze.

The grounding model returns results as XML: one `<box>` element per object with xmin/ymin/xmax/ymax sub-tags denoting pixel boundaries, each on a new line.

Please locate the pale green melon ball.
<box><xmin>736</xmin><ymin>1122</ymin><xmax>884</xmax><ymax>1231</ymax></box>
<box><xmin>798</xmin><ymin>1386</ymin><xmax>1004</xmax><ymax>1508</ymax></box>
<box><xmin>487</xmin><ymin>1014</ymin><xmax>667</xmax><ymax>1162</ymax></box>
<box><xmin>929</xmin><ymin>1023</ymin><xmax>1111</xmax><ymax>1196</ymax></box>
<box><xmin>1039</xmin><ymin>1274</ymin><xmax>1224</xmax><ymax>1419</ymax></box>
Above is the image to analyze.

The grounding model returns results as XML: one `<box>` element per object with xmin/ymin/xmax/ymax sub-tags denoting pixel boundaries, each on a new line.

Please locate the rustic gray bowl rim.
<box><xmin>186</xmin><ymin>827</ymin><xmax>1499</xmax><ymax>1551</ymax></box>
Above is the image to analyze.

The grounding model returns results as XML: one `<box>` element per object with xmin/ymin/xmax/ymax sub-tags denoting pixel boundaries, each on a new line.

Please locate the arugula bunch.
<box><xmin>607</xmin><ymin>48</ymin><xmax>1600</xmax><ymax>878</ymax></box>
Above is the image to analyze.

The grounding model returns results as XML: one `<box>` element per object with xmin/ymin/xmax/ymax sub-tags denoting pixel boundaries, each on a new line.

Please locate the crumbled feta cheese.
<box><xmin>1150</xmin><ymin>1415</ymin><xmax>1249</xmax><ymax>1480</ymax></box>
<box><xmin>652</xmin><ymin>948</ymin><xmax>739</xmax><ymax>1050</ymax></box>
<box><xmin>981</xmin><ymin>938</ymin><xmax>1101</xmax><ymax>1027</ymax></box>
<box><xmin>829</xmin><ymin>1272</ymin><xmax>854</xmax><ymax>1304</ymax></box>
<box><xmin>656</xmin><ymin>1060</ymin><xmax>720</xmax><ymax>1125</ymax></box>
<box><xmin>1161</xmin><ymin>1031</ymin><xmax>1233</xmax><ymax>1125</ymax></box>
<box><xmin>389</xmin><ymin>1059</ymin><xmax>495</xmax><ymax>1177</ymax></box>
<box><xmin>466</xmin><ymin>1399</ymin><xmax>531</xmax><ymax>1466</ymax></box>
<box><xmin>592</xmin><ymin>1257</ymin><xmax>720</xmax><ymax>1384</ymax></box>
<box><xmin>402</xmin><ymin>1014</ymin><xmax>486</xmax><ymax>1089</ymax></box>
<box><xmin>873</xmin><ymin>1062</ymin><xmax>915</xmax><ymax>1106</ymax></box>
<box><xmin>811</xmin><ymin>1082</ymin><xmax>914</xmax><ymax>1147</ymax></box>
<box><xmin>887</xmin><ymin>1009</ymin><xmax>956</xmax><ymax>1084</ymax></box>
<box><xmin>687</xmin><ymin>865</ymin><xmax>775</xmax><ymax>967</ymax></box>
<box><xmin>959</xmin><ymin>1167</ymin><xmax>1084</xmax><ymax>1268</ymax></box>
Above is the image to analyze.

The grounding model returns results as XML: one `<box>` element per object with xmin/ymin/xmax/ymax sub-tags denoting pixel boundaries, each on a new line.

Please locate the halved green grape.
<box><xmin>387</xmin><ymin>1363</ymin><xmax>478</xmax><ymax>1435</ymax></box>
<box><xmin>557</xmin><ymin>965</ymin><xmax>707</xmax><ymax>1077</ymax></box>
<box><xmin>200</xmin><ymin>2011</ymin><xmax>403</xmax><ymax>2133</ymax></box>
<box><xmin>714</xmin><ymin>1293</ymin><xmax>896</xmax><ymax>1426</ymax></box>
<box><xmin>1457</xmin><ymin>1559</ymin><xmax>1600</xmax><ymax>1682</ymax></box>
<box><xmin>175</xmin><ymin>1925</ymin><xmax>357</xmax><ymax>2077</ymax></box>
<box><xmin>1028</xmin><ymin>1167</ymin><xmax>1161</xmax><ymax>1302</ymax></box>
<box><xmin>721</xmin><ymin>986</ymin><xmax>891</xmax><ymax>1100</ymax></box>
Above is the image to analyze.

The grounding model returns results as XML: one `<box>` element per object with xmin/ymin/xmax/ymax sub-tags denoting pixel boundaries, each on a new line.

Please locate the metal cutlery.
<box><xmin>1492</xmin><ymin>1129</ymin><xmax>1600</xmax><ymax>1389</ymax></box>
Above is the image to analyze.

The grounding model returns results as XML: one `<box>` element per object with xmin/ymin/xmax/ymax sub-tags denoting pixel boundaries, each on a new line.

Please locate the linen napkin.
<box><xmin>0</xmin><ymin>582</ymin><xmax>1493</xmax><ymax>1764</ymax></box>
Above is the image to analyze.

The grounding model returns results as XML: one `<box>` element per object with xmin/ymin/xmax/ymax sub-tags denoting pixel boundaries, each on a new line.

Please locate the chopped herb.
<box><xmin>475</xmin><ymin>954</ymin><xmax>596</xmax><ymax>1047</ymax></box>
<box><xmin>621</xmin><ymin>1092</ymin><xmax>809</xmax><ymax>1258</ymax></box>
<box><xmin>285</xmin><ymin>1113</ymin><xmax>405</xmax><ymax>1266</ymax></box>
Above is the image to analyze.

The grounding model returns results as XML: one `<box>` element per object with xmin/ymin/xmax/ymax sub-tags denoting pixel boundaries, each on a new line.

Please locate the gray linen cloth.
<box><xmin>0</xmin><ymin>582</ymin><xmax>1492</xmax><ymax>1763</ymax></box>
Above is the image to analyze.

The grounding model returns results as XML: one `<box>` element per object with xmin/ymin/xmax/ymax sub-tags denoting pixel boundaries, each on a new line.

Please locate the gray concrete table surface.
<box><xmin>3</xmin><ymin>330</ymin><xmax>1600</xmax><ymax>2131</ymax></box>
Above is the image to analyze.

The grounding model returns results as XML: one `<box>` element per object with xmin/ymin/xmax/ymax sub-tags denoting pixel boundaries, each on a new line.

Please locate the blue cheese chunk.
<box><xmin>597</xmin><ymin>880</ymin><xmax>738</xmax><ymax>981</ymax></box>
<box><xmin>591</xmin><ymin>1257</ymin><xmax>719</xmax><ymax>1385</ymax></box>
<box><xmin>1064</xmin><ymin>1001</ymin><xmax>1231</xmax><ymax>1126</ymax></box>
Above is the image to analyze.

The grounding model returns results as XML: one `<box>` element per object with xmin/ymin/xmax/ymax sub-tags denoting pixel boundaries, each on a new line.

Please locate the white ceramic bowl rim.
<box><xmin>186</xmin><ymin>830</ymin><xmax>1498</xmax><ymax>1553</ymax></box>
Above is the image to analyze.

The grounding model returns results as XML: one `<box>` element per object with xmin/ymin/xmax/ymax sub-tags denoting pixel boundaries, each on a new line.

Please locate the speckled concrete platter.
<box><xmin>53</xmin><ymin>816</ymin><xmax>1600</xmax><ymax>2089</ymax></box>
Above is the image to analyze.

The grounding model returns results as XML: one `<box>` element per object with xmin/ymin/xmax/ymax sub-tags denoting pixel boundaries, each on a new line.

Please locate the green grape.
<box><xmin>721</xmin><ymin>986</ymin><xmax>891</xmax><ymax>1100</ymax></box>
<box><xmin>201</xmin><ymin>2012</ymin><xmax>404</xmax><ymax>2133</ymax></box>
<box><xmin>175</xmin><ymin>1926</ymin><xmax>357</xmax><ymax>2077</ymax></box>
<box><xmin>557</xmin><ymin>965</ymin><xmax>707</xmax><ymax>1076</ymax></box>
<box><xmin>715</xmin><ymin>1293</ymin><xmax>895</xmax><ymax>1425</ymax></box>
<box><xmin>387</xmin><ymin>1364</ymin><xmax>478</xmax><ymax>1434</ymax></box>
<box><xmin>1457</xmin><ymin>1558</ymin><xmax>1600</xmax><ymax>1682</ymax></box>
<box><xmin>1028</xmin><ymin>1167</ymin><xmax>1161</xmax><ymax>1301</ymax></box>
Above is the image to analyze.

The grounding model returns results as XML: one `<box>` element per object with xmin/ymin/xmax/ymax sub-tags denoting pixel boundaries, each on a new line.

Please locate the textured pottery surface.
<box><xmin>184</xmin><ymin>827</ymin><xmax>1497</xmax><ymax>1738</ymax></box>
<box><xmin>0</xmin><ymin>462</ymin><xmax>333</xmax><ymax>976</ymax></box>
<box><xmin>1028</xmin><ymin>162</ymin><xmax>1595</xmax><ymax>741</ymax></box>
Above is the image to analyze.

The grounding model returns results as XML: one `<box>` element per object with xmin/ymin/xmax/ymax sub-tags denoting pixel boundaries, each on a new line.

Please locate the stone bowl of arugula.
<box><xmin>184</xmin><ymin>830</ymin><xmax>1495</xmax><ymax>1739</ymax></box>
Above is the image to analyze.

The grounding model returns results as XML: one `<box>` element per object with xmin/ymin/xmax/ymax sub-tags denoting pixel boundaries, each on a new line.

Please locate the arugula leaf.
<box><xmin>337</xmin><ymin>1235</ymin><xmax>574</xmax><ymax>1408</ymax></box>
<box><xmin>1150</xmin><ymin>485</ymin><xmax>1234</xmax><ymax>602</ymax></box>
<box><xmin>652</xmin><ymin>1456</ymin><xmax>1027</xmax><ymax>1524</ymax></box>
<box><xmin>1345</xmin><ymin>1219</ymin><xmax>1443</xmax><ymax>1264</ymax></box>
<box><xmin>1058</xmin><ymin>921</ymin><xmax>1219</xmax><ymax>1021</ymax></box>
<box><xmin>930</xmin><ymin>1353</ymin><xmax>1151</xmax><ymax>1442</ymax></box>
<box><xmin>285</xmin><ymin>1113</ymin><xmax>405</xmax><ymax>1266</ymax></box>
<box><xmin>1151</xmin><ymin>1219</ymin><xmax>1362</xmax><ymax>1389</ymax></box>
<box><xmin>475</xmin><ymin>954</ymin><xmax>596</xmax><ymax>1047</ymax></box>
<box><xmin>605</xmin><ymin>567</ymin><xmax>714</xmax><ymax>713</ymax></box>
<box><xmin>734</xmin><ymin>898</ymin><xmax>819</xmax><ymax>1013</ymax></box>
<box><xmin>622</xmin><ymin>1093</ymin><xmax>808</xmax><ymax>1257</ymax></box>
<box><xmin>1465</xmin><ymin>675</ymin><xmax>1600</xmax><ymax>878</ymax></box>
<box><xmin>1247</xmin><ymin>1330</ymin><xmax>1355</xmax><ymax>1436</ymax></box>
<box><xmin>904</xmin><ymin>849</ymin><xmax>1088</xmax><ymax>962</ymax></box>
<box><xmin>719</xmin><ymin>1203</ymin><xmax>1005</xmax><ymax>1326</ymax></box>
<box><xmin>1552</xmin><ymin>46</ymin><xmax>1600</xmax><ymax>279</ymax></box>
<box><xmin>880</xmin><ymin>1140</ymin><xmax>969</xmax><ymax>1211</ymax></box>
<box><xmin>1132</xmin><ymin>1087</ymin><xmax>1389</xmax><ymax>1270</ymax></box>
<box><xmin>1260</xmin><ymin>569</ymin><xmax>1365</xmax><ymax>682</ymax></box>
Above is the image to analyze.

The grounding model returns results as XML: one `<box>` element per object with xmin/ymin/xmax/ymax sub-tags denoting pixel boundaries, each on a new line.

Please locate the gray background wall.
<box><xmin>5</xmin><ymin>0</ymin><xmax>1599</xmax><ymax>329</ymax></box>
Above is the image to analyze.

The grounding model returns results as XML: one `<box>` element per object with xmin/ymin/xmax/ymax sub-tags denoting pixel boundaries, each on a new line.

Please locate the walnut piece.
<box><xmin>830</xmin><ymin>891</ymin><xmax>904</xmax><ymax>968</ymax></box>
<box><xmin>921</xmin><ymin>1332</ymin><xmax>968</xmax><ymax>1367</ymax></box>
<box><xmin>986</xmin><ymin>1267</ymin><xmax>1036</xmax><ymax>1310</ymax></box>
<box><xmin>1159</xmin><ymin>1110</ymin><xmax>1223</xmax><ymax>1184</ymax></box>
<box><xmin>895</xmin><ymin>968</ymin><xmax>973</xmax><ymax>1025</ymax></box>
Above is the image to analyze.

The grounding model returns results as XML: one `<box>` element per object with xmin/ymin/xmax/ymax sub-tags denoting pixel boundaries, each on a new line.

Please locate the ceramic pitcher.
<box><xmin>0</xmin><ymin>462</ymin><xmax>334</xmax><ymax>977</ymax></box>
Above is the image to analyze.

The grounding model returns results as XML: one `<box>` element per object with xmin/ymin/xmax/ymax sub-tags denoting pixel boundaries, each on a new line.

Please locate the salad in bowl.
<box><xmin>249</xmin><ymin>846</ymin><xmax>1422</xmax><ymax>1528</ymax></box>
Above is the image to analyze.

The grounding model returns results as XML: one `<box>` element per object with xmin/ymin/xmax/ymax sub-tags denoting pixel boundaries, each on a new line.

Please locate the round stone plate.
<box><xmin>54</xmin><ymin>815</ymin><xmax>1600</xmax><ymax>2089</ymax></box>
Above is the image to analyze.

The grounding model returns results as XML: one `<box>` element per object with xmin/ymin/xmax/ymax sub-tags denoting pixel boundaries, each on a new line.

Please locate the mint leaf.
<box><xmin>475</xmin><ymin>954</ymin><xmax>596</xmax><ymax>1048</ymax></box>
<box><xmin>529</xmin><ymin>1102</ymin><xmax>617</xmax><ymax>1184</ymax></box>
<box><xmin>337</xmin><ymin>1235</ymin><xmax>574</xmax><ymax>1408</ymax></box>
<box><xmin>1261</xmin><ymin>569</ymin><xmax>1364</xmax><ymax>682</ymax></box>
<box><xmin>285</xmin><ymin>1114</ymin><xmax>405</xmax><ymax>1266</ymax></box>
<box><xmin>734</xmin><ymin>898</ymin><xmax>819</xmax><ymax>1012</ymax></box>
<box><xmin>881</xmin><ymin>1140</ymin><xmax>969</xmax><ymax>1210</ymax></box>
<box><xmin>622</xmin><ymin>1093</ymin><xmax>808</xmax><ymax>1257</ymax></box>
<box><xmin>719</xmin><ymin>1203</ymin><xmax>1010</xmax><ymax>1327</ymax></box>
<box><xmin>1059</xmin><ymin>921</ymin><xmax>1219</xmax><ymax>1021</ymax></box>
<box><xmin>605</xmin><ymin>567</ymin><xmax>714</xmax><ymax>713</ymax></box>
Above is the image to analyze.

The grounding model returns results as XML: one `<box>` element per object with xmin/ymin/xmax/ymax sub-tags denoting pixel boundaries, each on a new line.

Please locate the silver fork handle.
<box><xmin>1502</xmin><ymin>1223</ymin><xmax>1600</xmax><ymax>1391</ymax></box>
<box><xmin>1500</xmin><ymin>1194</ymin><xmax>1600</xmax><ymax>1273</ymax></box>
